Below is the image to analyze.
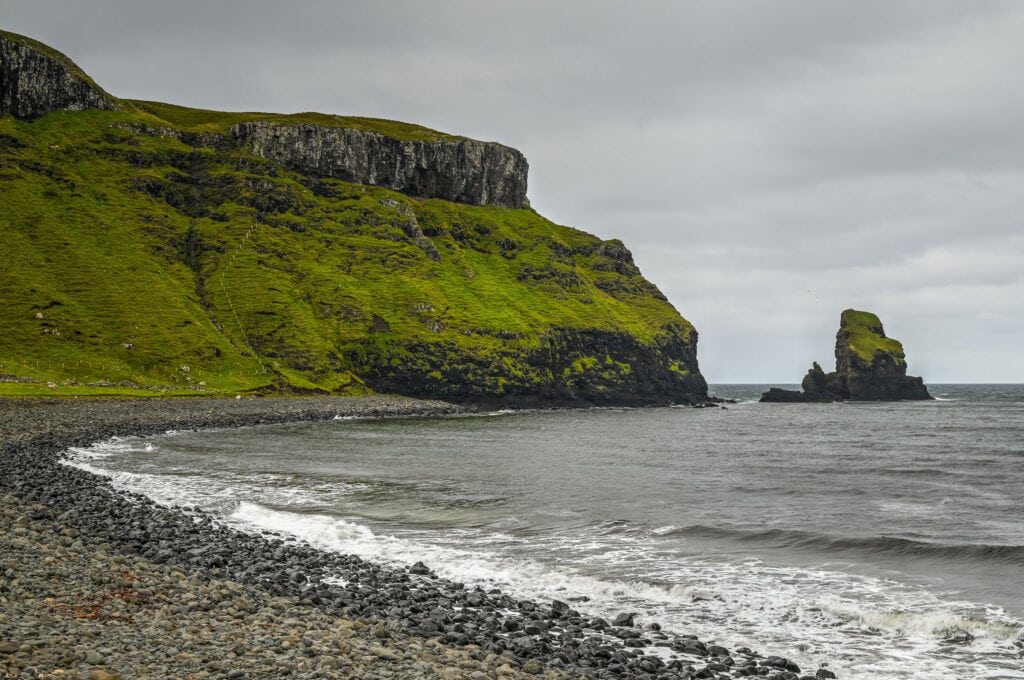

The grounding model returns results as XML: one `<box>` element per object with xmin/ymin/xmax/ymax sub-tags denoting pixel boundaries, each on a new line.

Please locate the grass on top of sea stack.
<box><xmin>840</xmin><ymin>309</ymin><xmax>906</xmax><ymax>365</ymax></box>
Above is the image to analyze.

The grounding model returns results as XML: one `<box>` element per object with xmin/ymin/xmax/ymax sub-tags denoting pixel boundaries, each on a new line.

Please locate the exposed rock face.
<box><xmin>761</xmin><ymin>309</ymin><xmax>931</xmax><ymax>402</ymax></box>
<box><xmin>347</xmin><ymin>325</ymin><xmax>707</xmax><ymax>407</ymax></box>
<box><xmin>0</xmin><ymin>31</ymin><xmax>118</xmax><ymax>119</ymax></box>
<box><xmin>231</xmin><ymin>121</ymin><xmax>529</xmax><ymax>209</ymax></box>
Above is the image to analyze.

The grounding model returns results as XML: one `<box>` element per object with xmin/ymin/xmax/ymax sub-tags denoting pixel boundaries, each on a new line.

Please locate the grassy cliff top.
<box><xmin>128</xmin><ymin>100</ymin><xmax>466</xmax><ymax>143</ymax></box>
<box><xmin>840</xmin><ymin>309</ymin><xmax>904</xmax><ymax>363</ymax></box>
<box><xmin>2</xmin><ymin>29</ymin><xmax>467</xmax><ymax>144</ymax></box>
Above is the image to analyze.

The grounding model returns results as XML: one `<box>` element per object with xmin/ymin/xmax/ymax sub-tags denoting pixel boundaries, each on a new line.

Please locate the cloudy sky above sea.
<box><xmin>8</xmin><ymin>1</ymin><xmax>1023</xmax><ymax>383</ymax></box>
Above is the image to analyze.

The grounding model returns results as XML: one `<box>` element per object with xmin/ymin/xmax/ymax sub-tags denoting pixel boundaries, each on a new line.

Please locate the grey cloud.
<box><xmin>4</xmin><ymin>0</ymin><xmax>1022</xmax><ymax>381</ymax></box>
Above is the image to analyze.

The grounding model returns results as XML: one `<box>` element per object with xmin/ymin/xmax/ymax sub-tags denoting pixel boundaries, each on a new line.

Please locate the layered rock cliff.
<box><xmin>761</xmin><ymin>309</ymin><xmax>931</xmax><ymax>402</ymax></box>
<box><xmin>355</xmin><ymin>325</ymin><xmax>706</xmax><ymax>407</ymax></box>
<box><xmin>0</xmin><ymin>31</ymin><xmax>706</xmax><ymax>405</ymax></box>
<box><xmin>0</xmin><ymin>31</ymin><xmax>118</xmax><ymax>118</ymax></box>
<box><xmin>232</xmin><ymin>122</ymin><xmax>528</xmax><ymax>208</ymax></box>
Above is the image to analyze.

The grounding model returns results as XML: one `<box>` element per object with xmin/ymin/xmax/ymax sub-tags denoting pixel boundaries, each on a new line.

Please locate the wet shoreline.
<box><xmin>0</xmin><ymin>396</ymin><xmax>829</xmax><ymax>679</ymax></box>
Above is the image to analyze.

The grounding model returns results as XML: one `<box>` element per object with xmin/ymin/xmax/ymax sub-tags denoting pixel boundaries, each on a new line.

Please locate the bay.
<box><xmin>67</xmin><ymin>384</ymin><xmax>1024</xmax><ymax>679</ymax></box>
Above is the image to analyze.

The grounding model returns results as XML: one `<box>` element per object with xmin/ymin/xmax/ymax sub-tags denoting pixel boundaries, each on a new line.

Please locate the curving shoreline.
<box><xmin>0</xmin><ymin>396</ymin><xmax>832</xmax><ymax>679</ymax></box>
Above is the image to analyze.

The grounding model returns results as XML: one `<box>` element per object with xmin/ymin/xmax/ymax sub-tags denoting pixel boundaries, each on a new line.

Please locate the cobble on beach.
<box><xmin>0</xmin><ymin>396</ymin><xmax>835</xmax><ymax>679</ymax></box>
<box><xmin>0</xmin><ymin>493</ymin><xmax>571</xmax><ymax>680</ymax></box>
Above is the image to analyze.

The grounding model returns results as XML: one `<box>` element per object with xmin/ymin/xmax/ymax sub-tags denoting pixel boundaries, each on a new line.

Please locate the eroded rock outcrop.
<box><xmin>761</xmin><ymin>309</ymin><xmax>931</xmax><ymax>402</ymax></box>
<box><xmin>0</xmin><ymin>30</ymin><xmax>118</xmax><ymax>119</ymax></box>
<box><xmin>348</xmin><ymin>324</ymin><xmax>707</xmax><ymax>407</ymax></box>
<box><xmin>231</xmin><ymin>121</ymin><xmax>529</xmax><ymax>208</ymax></box>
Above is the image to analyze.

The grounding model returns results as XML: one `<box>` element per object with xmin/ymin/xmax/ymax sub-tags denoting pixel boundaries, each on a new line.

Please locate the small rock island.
<box><xmin>761</xmin><ymin>309</ymin><xmax>932</xmax><ymax>402</ymax></box>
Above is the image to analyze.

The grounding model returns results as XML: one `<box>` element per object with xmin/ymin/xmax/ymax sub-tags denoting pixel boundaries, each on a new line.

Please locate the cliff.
<box><xmin>761</xmin><ymin>309</ymin><xmax>931</xmax><ymax>402</ymax></box>
<box><xmin>0</xmin><ymin>31</ymin><xmax>118</xmax><ymax>118</ymax></box>
<box><xmin>0</xmin><ymin>31</ymin><xmax>706</xmax><ymax>405</ymax></box>
<box><xmin>232</xmin><ymin>122</ymin><xmax>528</xmax><ymax>209</ymax></box>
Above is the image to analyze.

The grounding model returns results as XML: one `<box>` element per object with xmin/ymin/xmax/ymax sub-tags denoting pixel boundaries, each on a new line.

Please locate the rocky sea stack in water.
<box><xmin>761</xmin><ymin>309</ymin><xmax>931</xmax><ymax>403</ymax></box>
<box><xmin>0</xmin><ymin>30</ymin><xmax>706</xmax><ymax>406</ymax></box>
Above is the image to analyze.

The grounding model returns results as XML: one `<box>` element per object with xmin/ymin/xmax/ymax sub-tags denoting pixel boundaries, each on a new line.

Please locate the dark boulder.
<box><xmin>612</xmin><ymin>612</ymin><xmax>636</xmax><ymax>627</ymax></box>
<box><xmin>760</xmin><ymin>387</ymin><xmax>810</xmax><ymax>403</ymax></box>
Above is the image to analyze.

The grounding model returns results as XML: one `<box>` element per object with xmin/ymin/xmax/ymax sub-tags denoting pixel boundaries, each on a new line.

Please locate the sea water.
<box><xmin>65</xmin><ymin>385</ymin><xmax>1024</xmax><ymax>679</ymax></box>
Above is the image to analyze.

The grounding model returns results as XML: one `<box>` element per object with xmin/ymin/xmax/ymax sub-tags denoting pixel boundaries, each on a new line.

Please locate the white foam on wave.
<box><xmin>232</xmin><ymin>501</ymin><xmax>376</xmax><ymax>546</ymax></box>
<box><xmin>229</xmin><ymin>503</ymin><xmax>732</xmax><ymax>609</ymax></box>
<box><xmin>652</xmin><ymin>524</ymin><xmax>683</xmax><ymax>536</ymax></box>
<box><xmin>65</xmin><ymin>459</ymin><xmax>195</xmax><ymax>508</ymax></box>
<box><xmin>820</xmin><ymin>598</ymin><xmax>1022</xmax><ymax>641</ymax></box>
<box><xmin>65</xmin><ymin>437</ymin><xmax>137</xmax><ymax>461</ymax></box>
<box><xmin>224</xmin><ymin>502</ymin><xmax>1024</xmax><ymax>680</ymax></box>
<box><xmin>453</xmin><ymin>408</ymin><xmax>522</xmax><ymax>418</ymax></box>
<box><xmin>63</xmin><ymin>438</ymin><xmax>369</xmax><ymax>512</ymax></box>
<box><xmin>877</xmin><ymin>499</ymin><xmax>943</xmax><ymax>516</ymax></box>
<box><xmin>226</xmin><ymin>501</ymin><xmax>782</xmax><ymax>662</ymax></box>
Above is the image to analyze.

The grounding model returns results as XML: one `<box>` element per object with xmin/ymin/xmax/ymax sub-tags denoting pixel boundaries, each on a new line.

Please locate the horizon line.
<box><xmin>707</xmin><ymin>380</ymin><xmax>1024</xmax><ymax>385</ymax></box>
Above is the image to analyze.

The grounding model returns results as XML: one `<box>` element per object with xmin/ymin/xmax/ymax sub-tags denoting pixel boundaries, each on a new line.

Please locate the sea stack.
<box><xmin>761</xmin><ymin>309</ymin><xmax>932</xmax><ymax>402</ymax></box>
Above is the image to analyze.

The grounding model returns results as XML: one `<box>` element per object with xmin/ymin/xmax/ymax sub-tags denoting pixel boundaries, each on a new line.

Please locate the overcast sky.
<box><xmin>7</xmin><ymin>1</ymin><xmax>1023</xmax><ymax>382</ymax></box>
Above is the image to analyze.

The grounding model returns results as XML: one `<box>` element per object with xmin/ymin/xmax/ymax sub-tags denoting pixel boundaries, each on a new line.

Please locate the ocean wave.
<box><xmin>226</xmin><ymin>502</ymin><xmax>721</xmax><ymax>609</ymax></box>
<box><xmin>818</xmin><ymin>598</ymin><xmax>1022</xmax><ymax>641</ymax></box>
<box><xmin>877</xmin><ymin>466</ymin><xmax>962</xmax><ymax>478</ymax></box>
<box><xmin>657</xmin><ymin>525</ymin><xmax>1024</xmax><ymax>566</ymax></box>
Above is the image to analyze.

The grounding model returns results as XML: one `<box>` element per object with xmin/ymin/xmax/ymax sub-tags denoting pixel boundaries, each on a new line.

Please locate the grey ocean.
<box><xmin>68</xmin><ymin>385</ymin><xmax>1024</xmax><ymax>679</ymax></box>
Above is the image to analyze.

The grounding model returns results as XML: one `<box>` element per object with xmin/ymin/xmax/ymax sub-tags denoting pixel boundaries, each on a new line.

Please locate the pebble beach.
<box><xmin>0</xmin><ymin>396</ymin><xmax>831</xmax><ymax>679</ymax></box>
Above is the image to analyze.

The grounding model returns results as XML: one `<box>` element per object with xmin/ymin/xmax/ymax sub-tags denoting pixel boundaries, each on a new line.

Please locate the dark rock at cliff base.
<box><xmin>1</xmin><ymin>31</ymin><xmax>119</xmax><ymax>118</ymax></box>
<box><xmin>761</xmin><ymin>309</ymin><xmax>932</xmax><ymax>402</ymax></box>
<box><xmin>349</xmin><ymin>325</ymin><xmax>708</xmax><ymax>407</ymax></box>
<box><xmin>232</xmin><ymin>121</ymin><xmax>528</xmax><ymax>209</ymax></box>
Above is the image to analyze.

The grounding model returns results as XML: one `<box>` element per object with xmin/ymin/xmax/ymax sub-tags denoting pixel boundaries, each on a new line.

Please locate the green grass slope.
<box><xmin>1</xmin><ymin>87</ymin><xmax>703</xmax><ymax>404</ymax></box>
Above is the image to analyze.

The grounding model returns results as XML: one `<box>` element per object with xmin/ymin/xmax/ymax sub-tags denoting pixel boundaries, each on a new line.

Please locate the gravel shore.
<box><xmin>0</xmin><ymin>396</ymin><xmax>834</xmax><ymax>679</ymax></box>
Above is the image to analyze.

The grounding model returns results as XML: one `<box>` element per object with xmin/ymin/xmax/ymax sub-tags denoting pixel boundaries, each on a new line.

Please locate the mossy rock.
<box><xmin>839</xmin><ymin>309</ymin><xmax>905</xmax><ymax>365</ymax></box>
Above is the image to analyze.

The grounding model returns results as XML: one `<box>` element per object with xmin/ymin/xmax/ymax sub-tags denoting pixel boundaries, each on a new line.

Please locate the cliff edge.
<box><xmin>761</xmin><ymin>309</ymin><xmax>931</xmax><ymax>402</ymax></box>
<box><xmin>232</xmin><ymin>122</ymin><xmax>528</xmax><ymax>209</ymax></box>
